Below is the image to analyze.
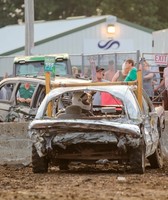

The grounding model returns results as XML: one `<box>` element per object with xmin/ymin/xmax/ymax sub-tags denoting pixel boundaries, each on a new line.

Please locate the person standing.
<box><xmin>104</xmin><ymin>60</ymin><xmax>115</xmax><ymax>81</ymax></box>
<box><xmin>155</xmin><ymin>64</ymin><xmax>168</xmax><ymax>110</ymax></box>
<box><xmin>112</xmin><ymin>62</ymin><xmax>130</xmax><ymax>82</ymax></box>
<box><xmin>72</xmin><ymin>66</ymin><xmax>79</xmax><ymax>78</ymax></box>
<box><xmin>139</xmin><ymin>60</ymin><xmax>154</xmax><ymax>99</ymax></box>
<box><xmin>0</xmin><ymin>87</ymin><xmax>8</xmax><ymax>100</ymax></box>
<box><xmin>93</xmin><ymin>66</ymin><xmax>105</xmax><ymax>105</ymax></box>
<box><xmin>124</xmin><ymin>59</ymin><xmax>137</xmax><ymax>82</ymax></box>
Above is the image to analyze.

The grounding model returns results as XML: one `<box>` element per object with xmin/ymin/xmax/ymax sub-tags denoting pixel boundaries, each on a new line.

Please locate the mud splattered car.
<box><xmin>0</xmin><ymin>76</ymin><xmax>90</xmax><ymax>122</ymax></box>
<box><xmin>28</xmin><ymin>84</ymin><xmax>165</xmax><ymax>174</ymax></box>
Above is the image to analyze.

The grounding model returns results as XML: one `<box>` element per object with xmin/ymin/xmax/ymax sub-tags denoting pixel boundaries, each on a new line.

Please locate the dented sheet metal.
<box><xmin>28</xmin><ymin>84</ymin><xmax>165</xmax><ymax>173</ymax></box>
<box><xmin>53</xmin><ymin>132</ymin><xmax>140</xmax><ymax>148</ymax></box>
<box><xmin>28</xmin><ymin>119</ymin><xmax>141</xmax><ymax>137</ymax></box>
<box><xmin>53</xmin><ymin>131</ymin><xmax>118</xmax><ymax>145</ymax></box>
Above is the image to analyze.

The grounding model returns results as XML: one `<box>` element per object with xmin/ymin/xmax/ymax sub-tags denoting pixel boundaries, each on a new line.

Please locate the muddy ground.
<box><xmin>1</xmin><ymin>160</ymin><xmax>168</xmax><ymax>200</ymax></box>
<box><xmin>1</xmin><ymin>123</ymin><xmax>168</xmax><ymax>200</ymax></box>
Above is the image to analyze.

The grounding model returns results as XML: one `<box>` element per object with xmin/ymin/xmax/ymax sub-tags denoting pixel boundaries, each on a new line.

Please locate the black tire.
<box><xmin>148</xmin><ymin>140</ymin><xmax>163</xmax><ymax>169</ymax></box>
<box><xmin>129</xmin><ymin>139</ymin><xmax>145</xmax><ymax>174</ymax></box>
<box><xmin>59</xmin><ymin>160</ymin><xmax>69</xmax><ymax>170</ymax></box>
<box><xmin>32</xmin><ymin>144</ymin><xmax>49</xmax><ymax>173</ymax></box>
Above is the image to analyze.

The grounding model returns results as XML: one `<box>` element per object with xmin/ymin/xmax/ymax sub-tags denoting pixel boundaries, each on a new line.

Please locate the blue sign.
<box><xmin>98</xmin><ymin>40</ymin><xmax>120</xmax><ymax>50</ymax></box>
<box><xmin>44</xmin><ymin>56</ymin><xmax>55</xmax><ymax>72</ymax></box>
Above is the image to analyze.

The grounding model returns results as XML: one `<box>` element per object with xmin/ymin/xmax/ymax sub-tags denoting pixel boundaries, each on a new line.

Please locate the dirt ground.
<box><xmin>1</xmin><ymin>124</ymin><xmax>168</xmax><ymax>200</ymax></box>
<box><xmin>1</xmin><ymin>160</ymin><xmax>168</xmax><ymax>200</ymax></box>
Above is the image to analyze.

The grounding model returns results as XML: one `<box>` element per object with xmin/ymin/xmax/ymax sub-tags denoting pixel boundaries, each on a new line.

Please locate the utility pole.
<box><xmin>24</xmin><ymin>0</ymin><xmax>34</xmax><ymax>56</ymax></box>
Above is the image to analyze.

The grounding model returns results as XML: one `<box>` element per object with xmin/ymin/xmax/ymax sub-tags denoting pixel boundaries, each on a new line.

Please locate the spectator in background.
<box><xmin>139</xmin><ymin>60</ymin><xmax>154</xmax><ymax>100</ymax></box>
<box><xmin>0</xmin><ymin>87</ymin><xmax>8</xmax><ymax>100</ymax></box>
<box><xmin>83</xmin><ymin>67</ymin><xmax>90</xmax><ymax>79</ymax></box>
<box><xmin>150</xmin><ymin>65</ymin><xmax>161</xmax><ymax>90</ymax></box>
<box><xmin>150</xmin><ymin>65</ymin><xmax>161</xmax><ymax>103</ymax></box>
<box><xmin>112</xmin><ymin>61</ymin><xmax>130</xmax><ymax>82</ymax></box>
<box><xmin>124</xmin><ymin>59</ymin><xmax>137</xmax><ymax>82</ymax></box>
<box><xmin>0</xmin><ymin>73</ymin><xmax>12</xmax><ymax>100</ymax></box>
<box><xmin>72</xmin><ymin>66</ymin><xmax>79</xmax><ymax>78</ymax></box>
<box><xmin>104</xmin><ymin>60</ymin><xmax>115</xmax><ymax>81</ymax></box>
<box><xmin>93</xmin><ymin>66</ymin><xmax>105</xmax><ymax>105</ymax></box>
<box><xmin>4</xmin><ymin>72</ymin><xmax>8</xmax><ymax>79</ymax></box>
<box><xmin>155</xmin><ymin>63</ymin><xmax>168</xmax><ymax>110</ymax></box>
<box><xmin>95</xmin><ymin>66</ymin><xmax>105</xmax><ymax>82</ymax></box>
<box><xmin>124</xmin><ymin>59</ymin><xmax>136</xmax><ymax>82</ymax></box>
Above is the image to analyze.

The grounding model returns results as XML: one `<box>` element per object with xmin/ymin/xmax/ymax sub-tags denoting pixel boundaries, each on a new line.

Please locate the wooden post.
<box><xmin>44</xmin><ymin>56</ymin><xmax>55</xmax><ymax>117</ymax></box>
<box><xmin>45</xmin><ymin>72</ymin><xmax>52</xmax><ymax>117</ymax></box>
<box><xmin>137</xmin><ymin>70</ymin><xmax>143</xmax><ymax>109</ymax></box>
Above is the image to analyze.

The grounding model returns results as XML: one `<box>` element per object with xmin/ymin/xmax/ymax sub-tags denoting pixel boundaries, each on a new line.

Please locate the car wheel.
<box><xmin>129</xmin><ymin>138</ymin><xmax>145</xmax><ymax>174</ymax></box>
<box><xmin>148</xmin><ymin>139</ymin><xmax>163</xmax><ymax>169</ymax></box>
<box><xmin>32</xmin><ymin>144</ymin><xmax>48</xmax><ymax>173</ymax></box>
<box><xmin>59</xmin><ymin>160</ymin><xmax>69</xmax><ymax>170</ymax></box>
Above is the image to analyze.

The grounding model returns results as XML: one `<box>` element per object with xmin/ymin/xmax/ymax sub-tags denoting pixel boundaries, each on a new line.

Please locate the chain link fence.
<box><xmin>69</xmin><ymin>51</ymin><xmax>140</xmax><ymax>78</ymax></box>
<box><xmin>0</xmin><ymin>56</ymin><xmax>15</xmax><ymax>79</ymax></box>
<box><xmin>142</xmin><ymin>53</ymin><xmax>168</xmax><ymax>106</ymax></box>
<box><xmin>1</xmin><ymin>51</ymin><xmax>167</xmax><ymax>106</ymax></box>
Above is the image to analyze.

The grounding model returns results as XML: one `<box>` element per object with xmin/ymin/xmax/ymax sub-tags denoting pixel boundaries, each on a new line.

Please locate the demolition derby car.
<box><xmin>28</xmin><ymin>83</ymin><xmax>165</xmax><ymax>174</ymax></box>
<box><xmin>0</xmin><ymin>76</ymin><xmax>90</xmax><ymax>122</ymax></box>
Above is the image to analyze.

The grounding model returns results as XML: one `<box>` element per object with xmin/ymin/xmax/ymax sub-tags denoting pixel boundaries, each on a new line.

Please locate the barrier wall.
<box><xmin>0</xmin><ymin>122</ymin><xmax>31</xmax><ymax>165</ymax></box>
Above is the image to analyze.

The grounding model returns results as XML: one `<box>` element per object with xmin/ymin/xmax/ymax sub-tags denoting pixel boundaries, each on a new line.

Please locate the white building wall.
<box><xmin>115</xmin><ymin>23</ymin><xmax>152</xmax><ymax>53</ymax></box>
<box><xmin>152</xmin><ymin>29</ymin><xmax>168</xmax><ymax>53</ymax></box>
<box><xmin>19</xmin><ymin>21</ymin><xmax>152</xmax><ymax>56</ymax></box>
<box><xmin>30</xmin><ymin>23</ymin><xmax>106</xmax><ymax>55</ymax></box>
<box><xmin>0</xmin><ymin>17</ymin><xmax>153</xmax><ymax>77</ymax></box>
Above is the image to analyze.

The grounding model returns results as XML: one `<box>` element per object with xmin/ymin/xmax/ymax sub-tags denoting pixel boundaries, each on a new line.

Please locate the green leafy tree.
<box><xmin>156</xmin><ymin>0</ymin><xmax>168</xmax><ymax>30</ymax></box>
<box><xmin>0</xmin><ymin>0</ymin><xmax>168</xmax><ymax>30</ymax></box>
<box><xmin>0</xmin><ymin>0</ymin><xmax>24</xmax><ymax>27</ymax></box>
<box><xmin>100</xmin><ymin>0</ymin><xmax>161</xmax><ymax>30</ymax></box>
<box><xmin>33</xmin><ymin>0</ymin><xmax>168</xmax><ymax>30</ymax></box>
<box><xmin>34</xmin><ymin>0</ymin><xmax>102</xmax><ymax>20</ymax></box>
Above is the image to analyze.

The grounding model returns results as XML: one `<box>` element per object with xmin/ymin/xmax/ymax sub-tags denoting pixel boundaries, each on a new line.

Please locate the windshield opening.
<box><xmin>37</xmin><ymin>89</ymin><xmax>126</xmax><ymax>120</ymax></box>
<box><xmin>15</xmin><ymin>61</ymin><xmax>68</xmax><ymax>77</ymax></box>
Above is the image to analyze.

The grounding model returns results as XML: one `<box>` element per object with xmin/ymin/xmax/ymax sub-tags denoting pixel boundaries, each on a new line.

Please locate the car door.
<box><xmin>142</xmin><ymin>91</ymin><xmax>159</xmax><ymax>157</ymax></box>
<box><xmin>29</xmin><ymin>83</ymin><xmax>46</xmax><ymax>116</ymax></box>
<box><xmin>15</xmin><ymin>81</ymin><xmax>39</xmax><ymax>120</ymax></box>
<box><xmin>0</xmin><ymin>81</ymin><xmax>17</xmax><ymax>122</ymax></box>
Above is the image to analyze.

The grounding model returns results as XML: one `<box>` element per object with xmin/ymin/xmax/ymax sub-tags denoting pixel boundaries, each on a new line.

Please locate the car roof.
<box><xmin>0</xmin><ymin>76</ymin><xmax>91</xmax><ymax>86</ymax></box>
<box><xmin>14</xmin><ymin>53</ymin><xmax>69</xmax><ymax>63</ymax></box>
<box><xmin>50</xmin><ymin>84</ymin><xmax>134</xmax><ymax>93</ymax></box>
<box><xmin>47</xmin><ymin>85</ymin><xmax>136</xmax><ymax>101</ymax></box>
<box><xmin>0</xmin><ymin>76</ymin><xmax>47</xmax><ymax>85</ymax></box>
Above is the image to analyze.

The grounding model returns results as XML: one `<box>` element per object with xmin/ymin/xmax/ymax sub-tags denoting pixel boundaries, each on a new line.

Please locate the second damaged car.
<box><xmin>28</xmin><ymin>84</ymin><xmax>165</xmax><ymax>174</ymax></box>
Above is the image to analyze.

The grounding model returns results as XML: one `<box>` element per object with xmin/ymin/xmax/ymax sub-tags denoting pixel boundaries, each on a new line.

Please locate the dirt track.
<box><xmin>1</xmin><ymin>160</ymin><xmax>168</xmax><ymax>200</ymax></box>
<box><xmin>1</xmin><ymin>123</ymin><xmax>168</xmax><ymax>200</ymax></box>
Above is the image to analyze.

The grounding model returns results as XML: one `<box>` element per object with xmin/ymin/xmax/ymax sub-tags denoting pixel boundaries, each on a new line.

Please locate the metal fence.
<box><xmin>0</xmin><ymin>51</ymin><xmax>140</xmax><ymax>79</ymax></box>
<box><xmin>141</xmin><ymin>53</ymin><xmax>166</xmax><ymax>78</ymax></box>
<box><xmin>0</xmin><ymin>51</ymin><xmax>166</xmax><ymax>106</ymax></box>
<box><xmin>141</xmin><ymin>53</ymin><xmax>167</xmax><ymax>105</ymax></box>
<box><xmin>69</xmin><ymin>51</ymin><xmax>140</xmax><ymax>77</ymax></box>
<box><xmin>0</xmin><ymin>56</ymin><xmax>15</xmax><ymax>79</ymax></box>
